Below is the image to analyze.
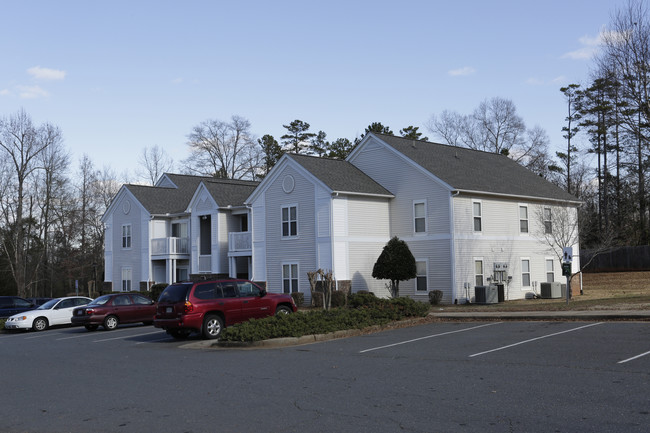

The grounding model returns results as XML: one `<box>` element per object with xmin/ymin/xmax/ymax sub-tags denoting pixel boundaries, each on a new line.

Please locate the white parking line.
<box><xmin>25</xmin><ymin>332</ymin><xmax>66</xmax><ymax>340</ymax></box>
<box><xmin>360</xmin><ymin>322</ymin><xmax>502</xmax><ymax>353</ymax></box>
<box><xmin>93</xmin><ymin>330</ymin><xmax>163</xmax><ymax>343</ymax></box>
<box><xmin>135</xmin><ymin>337</ymin><xmax>173</xmax><ymax>345</ymax></box>
<box><xmin>618</xmin><ymin>349</ymin><xmax>650</xmax><ymax>364</ymax></box>
<box><xmin>469</xmin><ymin>322</ymin><xmax>604</xmax><ymax>357</ymax></box>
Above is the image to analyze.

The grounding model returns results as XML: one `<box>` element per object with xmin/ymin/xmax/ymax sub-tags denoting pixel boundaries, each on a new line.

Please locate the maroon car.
<box><xmin>153</xmin><ymin>279</ymin><xmax>297</xmax><ymax>340</ymax></box>
<box><xmin>71</xmin><ymin>293</ymin><xmax>156</xmax><ymax>331</ymax></box>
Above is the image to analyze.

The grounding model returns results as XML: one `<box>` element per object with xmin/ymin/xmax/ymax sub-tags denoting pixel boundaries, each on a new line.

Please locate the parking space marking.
<box><xmin>93</xmin><ymin>330</ymin><xmax>163</xmax><ymax>343</ymax></box>
<box><xmin>25</xmin><ymin>332</ymin><xmax>66</xmax><ymax>340</ymax></box>
<box><xmin>618</xmin><ymin>349</ymin><xmax>650</xmax><ymax>364</ymax></box>
<box><xmin>469</xmin><ymin>322</ymin><xmax>604</xmax><ymax>357</ymax></box>
<box><xmin>135</xmin><ymin>337</ymin><xmax>173</xmax><ymax>345</ymax></box>
<box><xmin>359</xmin><ymin>322</ymin><xmax>501</xmax><ymax>353</ymax></box>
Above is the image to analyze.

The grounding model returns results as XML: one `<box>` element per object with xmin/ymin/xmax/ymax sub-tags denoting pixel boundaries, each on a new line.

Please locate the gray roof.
<box><xmin>374</xmin><ymin>134</ymin><xmax>579</xmax><ymax>202</ymax></box>
<box><xmin>288</xmin><ymin>154</ymin><xmax>393</xmax><ymax>197</ymax></box>
<box><xmin>126</xmin><ymin>174</ymin><xmax>259</xmax><ymax>214</ymax></box>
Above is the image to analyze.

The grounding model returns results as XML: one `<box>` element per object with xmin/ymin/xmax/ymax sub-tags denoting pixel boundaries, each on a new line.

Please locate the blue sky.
<box><xmin>0</xmin><ymin>0</ymin><xmax>628</xmax><ymax>180</ymax></box>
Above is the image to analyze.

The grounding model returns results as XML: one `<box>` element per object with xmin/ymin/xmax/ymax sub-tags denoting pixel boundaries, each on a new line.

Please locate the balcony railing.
<box><xmin>151</xmin><ymin>237</ymin><xmax>189</xmax><ymax>256</ymax></box>
<box><xmin>229</xmin><ymin>231</ymin><xmax>252</xmax><ymax>252</ymax></box>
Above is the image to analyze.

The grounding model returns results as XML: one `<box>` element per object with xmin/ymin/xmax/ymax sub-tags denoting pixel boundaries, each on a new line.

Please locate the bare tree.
<box><xmin>427</xmin><ymin>98</ymin><xmax>552</xmax><ymax>176</ymax></box>
<box><xmin>137</xmin><ymin>144</ymin><xmax>174</xmax><ymax>185</ymax></box>
<box><xmin>0</xmin><ymin>109</ymin><xmax>61</xmax><ymax>297</ymax></box>
<box><xmin>182</xmin><ymin>115</ymin><xmax>258</xmax><ymax>179</ymax></box>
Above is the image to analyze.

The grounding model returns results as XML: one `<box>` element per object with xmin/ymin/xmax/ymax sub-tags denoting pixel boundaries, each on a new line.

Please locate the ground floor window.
<box><xmin>416</xmin><ymin>260</ymin><xmax>427</xmax><ymax>291</ymax></box>
<box><xmin>521</xmin><ymin>259</ymin><xmax>531</xmax><ymax>287</ymax></box>
<box><xmin>474</xmin><ymin>259</ymin><xmax>484</xmax><ymax>286</ymax></box>
<box><xmin>121</xmin><ymin>267</ymin><xmax>132</xmax><ymax>292</ymax></box>
<box><xmin>282</xmin><ymin>263</ymin><xmax>298</xmax><ymax>293</ymax></box>
<box><xmin>546</xmin><ymin>259</ymin><xmax>554</xmax><ymax>282</ymax></box>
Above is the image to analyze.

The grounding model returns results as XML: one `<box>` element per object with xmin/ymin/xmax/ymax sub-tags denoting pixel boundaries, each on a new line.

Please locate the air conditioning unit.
<box><xmin>540</xmin><ymin>282</ymin><xmax>562</xmax><ymax>299</ymax></box>
<box><xmin>475</xmin><ymin>285</ymin><xmax>498</xmax><ymax>304</ymax></box>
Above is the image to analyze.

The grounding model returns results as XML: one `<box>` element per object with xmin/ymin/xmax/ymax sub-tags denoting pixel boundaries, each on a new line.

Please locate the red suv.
<box><xmin>153</xmin><ymin>279</ymin><xmax>297</xmax><ymax>339</ymax></box>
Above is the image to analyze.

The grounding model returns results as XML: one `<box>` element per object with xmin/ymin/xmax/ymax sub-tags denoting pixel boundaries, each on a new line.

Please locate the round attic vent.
<box><xmin>122</xmin><ymin>199</ymin><xmax>131</xmax><ymax>214</ymax></box>
<box><xmin>282</xmin><ymin>175</ymin><xmax>295</xmax><ymax>193</ymax></box>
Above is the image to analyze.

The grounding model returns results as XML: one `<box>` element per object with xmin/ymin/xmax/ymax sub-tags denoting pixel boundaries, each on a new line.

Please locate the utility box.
<box><xmin>475</xmin><ymin>285</ymin><xmax>498</xmax><ymax>304</ymax></box>
<box><xmin>540</xmin><ymin>282</ymin><xmax>562</xmax><ymax>299</ymax></box>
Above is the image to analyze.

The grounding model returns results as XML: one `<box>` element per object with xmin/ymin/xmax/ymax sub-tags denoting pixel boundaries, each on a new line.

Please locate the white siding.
<box><xmin>109</xmin><ymin>194</ymin><xmax>146</xmax><ymax>291</ymax></box>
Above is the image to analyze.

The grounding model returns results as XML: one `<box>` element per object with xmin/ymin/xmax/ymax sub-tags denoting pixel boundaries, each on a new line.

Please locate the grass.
<box><xmin>438</xmin><ymin>271</ymin><xmax>650</xmax><ymax>312</ymax></box>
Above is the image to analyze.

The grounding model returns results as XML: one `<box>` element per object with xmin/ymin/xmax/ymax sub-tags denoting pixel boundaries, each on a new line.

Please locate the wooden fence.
<box><xmin>581</xmin><ymin>245</ymin><xmax>650</xmax><ymax>272</ymax></box>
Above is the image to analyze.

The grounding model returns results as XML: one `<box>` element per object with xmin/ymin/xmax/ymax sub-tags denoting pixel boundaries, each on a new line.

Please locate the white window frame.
<box><xmin>282</xmin><ymin>262</ymin><xmax>299</xmax><ymax>294</ymax></box>
<box><xmin>544</xmin><ymin>207</ymin><xmax>552</xmax><ymax>234</ymax></box>
<box><xmin>519</xmin><ymin>204</ymin><xmax>529</xmax><ymax>234</ymax></box>
<box><xmin>521</xmin><ymin>258</ymin><xmax>531</xmax><ymax>289</ymax></box>
<box><xmin>281</xmin><ymin>205</ymin><xmax>298</xmax><ymax>238</ymax></box>
<box><xmin>474</xmin><ymin>258</ymin><xmax>484</xmax><ymax>287</ymax></box>
<box><xmin>415</xmin><ymin>259</ymin><xmax>428</xmax><ymax>292</ymax></box>
<box><xmin>121</xmin><ymin>267</ymin><xmax>132</xmax><ymax>292</ymax></box>
<box><xmin>546</xmin><ymin>258</ymin><xmax>555</xmax><ymax>282</ymax></box>
<box><xmin>121</xmin><ymin>224</ymin><xmax>132</xmax><ymax>249</ymax></box>
<box><xmin>413</xmin><ymin>200</ymin><xmax>427</xmax><ymax>234</ymax></box>
<box><xmin>472</xmin><ymin>200</ymin><xmax>482</xmax><ymax>233</ymax></box>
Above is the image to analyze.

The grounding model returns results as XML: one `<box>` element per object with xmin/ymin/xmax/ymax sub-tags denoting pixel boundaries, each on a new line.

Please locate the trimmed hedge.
<box><xmin>220</xmin><ymin>295</ymin><xmax>430</xmax><ymax>342</ymax></box>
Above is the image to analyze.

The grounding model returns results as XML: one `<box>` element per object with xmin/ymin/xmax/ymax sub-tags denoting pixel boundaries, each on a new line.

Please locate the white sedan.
<box><xmin>4</xmin><ymin>296</ymin><xmax>93</xmax><ymax>331</ymax></box>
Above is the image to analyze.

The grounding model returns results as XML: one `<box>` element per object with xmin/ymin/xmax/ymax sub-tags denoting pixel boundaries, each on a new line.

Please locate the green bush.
<box><xmin>150</xmin><ymin>283</ymin><xmax>169</xmax><ymax>302</ymax></box>
<box><xmin>429</xmin><ymin>290</ymin><xmax>444</xmax><ymax>305</ymax></box>
<box><xmin>331</xmin><ymin>290</ymin><xmax>347</xmax><ymax>307</ymax></box>
<box><xmin>0</xmin><ymin>319</ymin><xmax>6</xmax><ymax>330</ymax></box>
<box><xmin>220</xmin><ymin>295</ymin><xmax>430</xmax><ymax>342</ymax></box>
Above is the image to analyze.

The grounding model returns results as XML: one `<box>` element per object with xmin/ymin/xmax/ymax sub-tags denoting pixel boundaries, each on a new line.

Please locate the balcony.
<box><xmin>228</xmin><ymin>232</ymin><xmax>251</xmax><ymax>254</ymax></box>
<box><xmin>151</xmin><ymin>237</ymin><xmax>189</xmax><ymax>256</ymax></box>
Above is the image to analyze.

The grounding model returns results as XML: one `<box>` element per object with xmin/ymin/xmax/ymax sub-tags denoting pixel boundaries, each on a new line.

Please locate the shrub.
<box><xmin>291</xmin><ymin>292</ymin><xmax>304</xmax><ymax>307</ymax></box>
<box><xmin>429</xmin><ymin>290</ymin><xmax>444</xmax><ymax>305</ymax></box>
<box><xmin>331</xmin><ymin>290</ymin><xmax>347</xmax><ymax>308</ymax></box>
<box><xmin>220</xmin><ymin>294</ymin><xmax>430</xmax><ymax>342</ymax></box>
<box><xmin>0</xmin><ymin>319</ymin><xmax>5</xmax><ymax>330</ymax></box>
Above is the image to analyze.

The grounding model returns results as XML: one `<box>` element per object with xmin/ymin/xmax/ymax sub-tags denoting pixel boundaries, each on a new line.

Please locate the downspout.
<box><xmin>449</xmin><ymin>190</ymin><xmax>460</xmax><ymax>304</ymax></box>
<box><xmin>331</xmin><ymin>193</ymin><xmax>338</xmax><ymax>290</ymax></box>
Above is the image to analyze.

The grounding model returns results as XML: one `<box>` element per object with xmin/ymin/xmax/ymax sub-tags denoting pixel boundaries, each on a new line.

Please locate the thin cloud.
<box><xmin>561</xmin><ymin>29</ymin><xmax>627</xmax><ymax>60</ymax></box>
<box><xmin>448</xmin><ymin>66</ymin><xmax>476</xmax><ymax>77</ymax></box>
<box><xmin>18</xmin><ymin>85</ymin><xmax>49</xmax><ymax>99</ymax></box>
<box><xmin>171</xmin><ymin>77</ymin><xmax>184</xmax><ymax>84</ymax></box>
<box><xmin>526</xmin><ymin>77</ymin><xmax>545</xmax><ymax>86</ymax></box>
<box><xmin>0</xmin><ymin>89</ymin><xmax>9</xmax><ymax>96</ymax></box>
<box><xmin>27</xmin><ymin>66</ymin><xmax>66</xmax><ymax>81</ymax></box>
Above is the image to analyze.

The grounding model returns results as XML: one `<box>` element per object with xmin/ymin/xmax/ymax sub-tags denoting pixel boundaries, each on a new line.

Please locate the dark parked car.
<box><xmin>71</xmin><ymin>293</ymin><xmax>156</xmax><ymax>331</ymax></box>
<box><xmin>153</xmin><ymin>279</ymin><xmax>297</xmax><ymax>339</ymax></box>
<box><xmin>27</xmin><ymin>297</ymin><xmax>53</xmax><ymax>307</ymax></box>
<box><xmin>0</xmin><ymin>296</ymin><xmax>35</xmax><ymax>319</ymax></box>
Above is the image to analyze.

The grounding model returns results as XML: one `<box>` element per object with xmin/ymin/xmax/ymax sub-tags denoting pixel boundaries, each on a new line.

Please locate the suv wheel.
<box><xmin>275</xmin><ymin>305</ymin><xmax>292</xmax><ymax>316</ymax></box>
<box><xmin>202</xmin><ymin>314</ymin><xmax>224</xmax><ymax>340</ymax></box>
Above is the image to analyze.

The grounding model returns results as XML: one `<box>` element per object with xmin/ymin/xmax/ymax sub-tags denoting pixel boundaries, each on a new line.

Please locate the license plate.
<box><xmin>166</xmin><ymin>307</ymin><xmax>172</xmax><ymax>313</ymax></box>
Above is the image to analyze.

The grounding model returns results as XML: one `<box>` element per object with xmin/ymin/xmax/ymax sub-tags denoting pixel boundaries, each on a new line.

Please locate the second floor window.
<box><xmin>414</xmin><ymin>201</ymin><xmax>426</xmax><ymax>233</ymax></box>
<box><xmin>282</xmin><ymin>206</ymin><xmax>297</xmax><ymax>237</ymax></box>
<box><xmin>519</xmin><ymin>205</ymin><xmax>528</xmax><ymax>233</ymax></box>
<box><xmin>544</xmin><ymin>208</ymin><xmax>552</xmax><ymax>234</ymax></box>
<box><xmin>122</xmin><ymin>224</ymin><xmax>132</xmax><ymax>249</ymax></box>
<box><xmin>473</xmin><ymin>202</ymin><xmax>482</xmax><ymax>232</ymax></box>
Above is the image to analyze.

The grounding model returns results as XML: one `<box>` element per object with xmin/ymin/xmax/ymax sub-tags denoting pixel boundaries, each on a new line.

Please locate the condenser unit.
<box><xmin>540</xmin><ymin>282</ymin><xmax>562</xmax><ymax>299</ymax></box>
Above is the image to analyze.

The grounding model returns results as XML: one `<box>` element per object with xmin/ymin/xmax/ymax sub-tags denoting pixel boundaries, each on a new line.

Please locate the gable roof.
<box><xmin>371</xmin><ymin>133</ymin><xmax>579</xmax><ymax>202</ymax></box>
<box><xmin>201</xmin><ymin>178</ymin><xmax>259</xmax><ymax>207</ymax></box>
<box><xmin>287</xmin><ymin>154</ymin><xmax>393</xmax><ymax>197</ymax></box>
<box><xmin>125</xmin><ymin>174</ymin><xmax>258</xmax><ymax>215</ymax></box>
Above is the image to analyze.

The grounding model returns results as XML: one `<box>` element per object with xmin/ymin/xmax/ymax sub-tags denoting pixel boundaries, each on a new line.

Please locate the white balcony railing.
<box><xmin>229</xmin><ymin>232</ymin><xmax>252</xmax><ymax>252</ymax></box>
<box><xmin>151</xmin><ymin>237</ymin><xmax>189</xmax><ymax>256</ymax></box>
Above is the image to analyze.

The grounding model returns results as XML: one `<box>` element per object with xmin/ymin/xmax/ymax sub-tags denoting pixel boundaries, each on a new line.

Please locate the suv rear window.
<box><xmin>158</xmin><ymin>284</ymin><xmax>192</xmax><ymax>303</ymax></box>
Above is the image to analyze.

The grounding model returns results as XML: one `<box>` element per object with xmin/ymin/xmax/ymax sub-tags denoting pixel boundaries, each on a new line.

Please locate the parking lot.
<box><xmin>2</xmin><ymin>320</ymin><xmax>649</xmax><ymax>432</ymax></box>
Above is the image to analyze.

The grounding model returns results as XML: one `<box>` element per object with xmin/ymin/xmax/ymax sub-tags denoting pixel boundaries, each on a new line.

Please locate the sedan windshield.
<box><xmin>37</xmin><ymin>299</ymin><xmax>59</xmax><ymax>310</ymax></box>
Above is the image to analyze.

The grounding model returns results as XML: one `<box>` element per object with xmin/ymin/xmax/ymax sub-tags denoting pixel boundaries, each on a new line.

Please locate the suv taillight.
<box><xmin>183</xmin><ymin>301</ymin><xmax>193</xmax><ymax>313</ymax></box>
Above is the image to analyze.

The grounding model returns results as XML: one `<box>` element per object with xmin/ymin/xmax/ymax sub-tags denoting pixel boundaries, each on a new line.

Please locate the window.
<box><xmin>121</xmin><ymin>268</ymin><xmax>132</xmax><ymax>291</ymax></box>
<box><xmin>416</xmin><ymin>261</ymin><xmax>427</xmax><ymax>291</ymax></box>
<box><xmin>473</xmin><ymin>201</ymin><xmax>482</xmax><ymax>232</ymax></box>
<box><xmin>521</xmin><ymin>259</ymin><xmax>531</xmax><ymax>287</ymax></box>
<box><xmin>281</xmin><ymin>206</ymin><xmax>297</xmax><ymax>237</ymax></box>
<box><xmin>474</xmin><ymin>260</ymin><xmax>484</xmax><ymax>286</ymax></box>
<box><xmin>122</xmin><ymin>224</ymin><xmax>132</xmax><ymax>249</ymax></box>
<box><xmin>546</xmin><ymin>259</ymin><xmax>555</xmax><ymax>282</ymax></box>
<box><xmin>414</xmin><ymin>201</ymin><xmax>426</xmax><ymax>233</ymax></box>
<box><xmin>544</xmin><ymin>207</ymin><xmax>552</xmax><ymax>234</ymax></box>
<box><xmin>519</xmin><ymin>205</ymin><xmax>529</xmax><ymax>233</ymax></box>
<box><xmin>282</xmin><ymin>263</ymin><xmax>299</xmax><ymax>293</ymax></box>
